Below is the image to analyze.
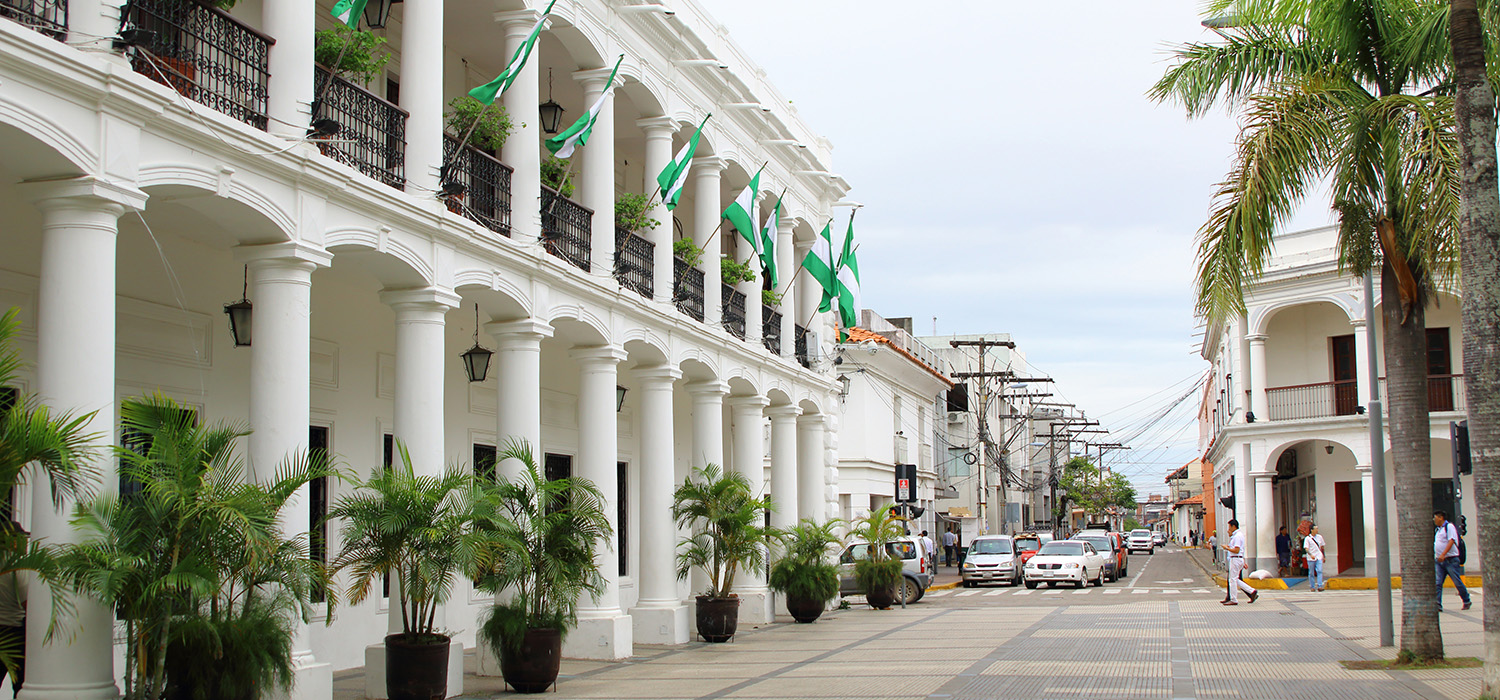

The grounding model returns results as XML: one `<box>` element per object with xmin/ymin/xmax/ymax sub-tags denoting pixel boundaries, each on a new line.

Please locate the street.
<box><xmin>334</xmin><ymin>547</ymin><xmax>1487</xmax><ymax>700</ymax></box>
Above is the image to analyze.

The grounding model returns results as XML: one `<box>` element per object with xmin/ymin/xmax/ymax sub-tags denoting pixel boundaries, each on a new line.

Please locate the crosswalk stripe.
<box><xmin>1132</xmin><ymin>589</ymin><xmax>1149</xmax><ymax>594</ymax></box>
<box><xmin>1103</xmin><ymin>589</ymin><xmax>1121</xmax><ymax>595</ymax></box>
<box><xmin>1193</xmin><ymin>589</ymin><xmax>1210</xmax><ymax>593</ymax></box>
<box><xmin>1164</xmin><ymin>589</ymin><xmax>1179</xmax><ymax>594</ymax></box>
<box><xmin>1072</xmin><ymin>589</ymin><xmax>1090</xmax><ymax>595</ymax></box>
<box><xmin>983</xmin><ymin>590</ymin><xmax>1007</xmax><ymax>596</ymax></box>
<box><xmin>1042</xmin><ymin>590</ymin><xmax>1062</xmax><ymax>595</ymax></box>
<box><xmin>926</xmin><ymin>590</ymin><xmax>953</xmax><ymax>597</ymax></box>
<box><xmin>1013</xmin><ymin>590</ymin><xmax>1032</xmax><ymax>595</ymax></box>
<box><xmin>956</xmin><ymin>590</ymin><xmax>981</xmax><ymax>597</ymax></box>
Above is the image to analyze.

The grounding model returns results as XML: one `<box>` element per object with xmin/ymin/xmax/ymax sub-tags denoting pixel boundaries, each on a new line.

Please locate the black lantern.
<box><xmin>224</xmin><ymin>265</ymin><xmax>252</xmax><ymax>347</ymax></box>
<box><xmin>539</xmin><ymin>69</ymin><xmax>565</xmax><ymax>134</ymax></box>
<box><xmin>363</xmin><ymin>0</ymin><xmax>402</xmax><ymax>29</ymax></box>
<box><xmin>616</xmin><ymin>385</ymin><xmax>627</xmax><ymax>412</ymax></box>
<box><xmin>460</xmin><ymin>304</ymin><xmax>493</xmax><ymax>383</ymax></box>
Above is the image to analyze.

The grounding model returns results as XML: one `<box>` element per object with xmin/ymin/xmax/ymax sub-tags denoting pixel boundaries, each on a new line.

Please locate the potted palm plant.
<box><xmin>850</xmin><ymin>504</ymin><xmax>906</xmax><ymax>610</ymax></box>
<box><xmin>328</xmin><ymin>443</ymin><xmax>485</xmax><ymax>700</ymax></box>
<box><xmin>671</xmin><ymin>464</ymin><xmax>774</xmax><ymax>643</ymax></box>
<box><xmin>62</xmin><ymin>394</ymin><xmax>334</xmax><ymax>700</ymax></box>
<box><xmin>768</xmin><ymin>519</ymin><xmax>843</xmax><ymax>623</ymax></box>
<box><xmin>474</xmin><ymin>439</ymin><xmax>610</xmax><ymax>694</ymax></box>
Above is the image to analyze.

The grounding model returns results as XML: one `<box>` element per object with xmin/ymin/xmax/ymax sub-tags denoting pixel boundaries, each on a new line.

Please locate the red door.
<box><xmin>1334</xmin><ymin>481</ymin><xmax>1353</xmax><ymax>574</ymax></box>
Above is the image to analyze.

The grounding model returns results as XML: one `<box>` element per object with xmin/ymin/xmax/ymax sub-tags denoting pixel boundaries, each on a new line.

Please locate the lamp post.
<box><xmin>539</xmin><ymin>69</ymin><xmax>565</xmax><ymax>135</ymax></box>
<box><xmin>459</xmin><ymin>304</ymin><xmax>493</xmax><ymax>383</ymax></box>
<box><xmin>363</xmin><ymin>0</ymin><xmax>402</xmax><ymax>29</ymax></box>
<box><xmin>224</xmin><ymin>265</ymin><xmax>252</xmax><ymax>347</ymax></box>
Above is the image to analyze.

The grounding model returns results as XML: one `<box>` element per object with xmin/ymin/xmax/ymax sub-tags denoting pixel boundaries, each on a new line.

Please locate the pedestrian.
<box><xmin>1220</xmin><ymin>519</ymin><xmax>1257</xmax><ymax>605</ymax></box>
<box><xmin>920</xmin><ymin>530</ymin><xmax>936</xmax><ymax>572</ymax></box>
<box><xmin>1434</xmin><ymin>511</ymin><xmax>1471</xmax><ymax>611</ymax></box>
<box><xmin>1275</xmin><ymin>526</ymin><xmax>1292</xmax><ymax>575</ymax></box>
<box><xmin>1208</xmin><ymin>532</ymin><xmax>1217</xmax><ymax>562</ymax></box>
<box><xmin>1303</xmin><ymin>524</ymin><xmax>1325</xmax><ymax>592</ymax></box>
<box><xmin>942</xmin><ymin>527</ymin><xmax>958</xmax><ymax>567</ymax></box>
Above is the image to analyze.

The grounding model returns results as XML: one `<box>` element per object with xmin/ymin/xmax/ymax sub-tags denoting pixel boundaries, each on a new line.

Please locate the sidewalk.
<box><xmin>1185</xmin><ymin>547</ymin><xmax>1485</xmax><ymax>591</ymax></box>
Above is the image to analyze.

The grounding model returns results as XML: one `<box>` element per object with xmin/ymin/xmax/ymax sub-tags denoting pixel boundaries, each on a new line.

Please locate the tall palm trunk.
<box><xmin>1449</xmin><ymin>0</ymin><xmax>1500</xmax><ymax>690</ymax></box>
<box><xmin>1383</xmin><ymin>262</ymin><xmax>1442</xmax><ymax>660</ymax></box>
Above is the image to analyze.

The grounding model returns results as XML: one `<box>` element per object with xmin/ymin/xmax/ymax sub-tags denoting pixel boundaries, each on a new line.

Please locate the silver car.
<box><xmin>961</xmin><ymin>535</ymin><xmax>1022</xmax><ymax>587</ymax></box>
<box><xmin>837</xmin><ymin>537</ymin><xmax>933</xmax><ymax>604</ymax></box>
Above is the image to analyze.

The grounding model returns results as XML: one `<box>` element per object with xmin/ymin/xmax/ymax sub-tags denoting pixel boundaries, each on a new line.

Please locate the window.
<box><xmin>1330</xmin><ymin>335</ymin><xmax>1357</xmax><ymax>416</ymax></box>
<box><xmin>1427</xmin><ymin>328</ymin><xmax>1455</xmax><ymax>411</ymax></box>
<box><xmin>474</xmin><ymin>444</ymin><xmax>496</xmax><ymax>482</ymax></box>
<box><xmin>544</xmin><ymin>453</ymin><xmax>572</xmax><ymax>514</ymax></box>
<box><xmin>309</xmin><ymin>426</ymin><xmax>330</xmax><ymax>603</ymax></box>
<box><xmin>382</xmin><ymin>433</ymin><xmax>392</xmax><ymax>599</ymax></box>
<box><xmin>0</xmin><ymin>388</ymin><xmax>15</xmax><ymax>522</ymax></box>
<box><xmin>617</xmin><ymin>461</ymin><xmax>628</xmax><ymax>576</ymax></box>
<box><xmin>120</xmin><ymin>405</ymin><xmax>198</xmax><ymax>498</ymax></box>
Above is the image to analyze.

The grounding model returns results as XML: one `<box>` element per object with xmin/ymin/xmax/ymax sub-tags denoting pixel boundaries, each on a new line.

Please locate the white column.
<box><xmin>401</xmin><ymin>0</ymin><xmax>444</xmax><ymax>194</ymax></box>
<box><xmin>776</xmin><ymin>218</ymin><xmax>796</xmax><ymax>359</ymax></box>
<box><xmin>264</xmin><ymin>0</ymin><xmax>315</xmax><ymax>137</ymax></box>
<box><xmin>638</xmin><ymin>117</ymin><xmax>676</xmax><ymax>302</ymax></box>
<box><xmin>629</xmin><ymin>365</ymin><xmax>688</xmax><ymax>644</ymax></box>
<box><xmin>686</xmin><ymin>380</ymin><xmax>728</xmax><ymax>468</ymax></box>
<box><xmin>67</xmin><ymin>0</ymin><xmax>126</xmax><ymax>58</ymax></box>
<box><xmin>567</xmin><ymin>346</ymin><xmax>632</xmax><ymax>660</ymax></box>
<box><xmin>729</xmin><ymin>396</ymin><xmax>772</xmax><ymax>623</ymax></box>
<box><xmin>237</xmin><ymin>242</ymin><xmax>333</xmax><ymax>700</ymax></box>
<box><xmin>1234</xmin><ymin>314</ymin><xmax>1250</xmax><ymax>418</ymax></box>
<box><xmin>692</xmin><ymin>157</ymin><xmax>724</xmax><ymax>326</ymax></box>
<box><xmin>20</xmin><ymin>177</ymin><xmax>145</xmax><ymax>700</ymax></box>
<box><xmin>496</xmin><ymin>11</ymin><xmax>544</xmax><ymax>243</ymax></box>
<box><xmin>794</xmin><ymin>241</ymin><xmax>816</xmax><ymax>329</ymax></box>
<box><xmin>797</xmin><ymin>414</ymin><xmax>827</xmax><ymax>523</ymax></box>
<box><xmin>1237</xmin><ymin>441</ymin><xmax>1255</xmax><ymax>568</ymax></box>
<box><xmin>1358</xmin><ymin>465</ymin><xmax>1377</xmax><ymax>571</ymax></box>
<box><xmin>768</xmin><ymin>406</ymin><xmax>801</xmax><ymax>528</ymax></box>
<box><xmin>575</xmin><ymin>68</ymin><xmax>617</xmax><ymax>276</ymax></box>
<box><xmin>1353</xmin><ymin>319</ymin><xmax>1373</xmax><ymax>404</ymax></box>
<box><xmin>1248</xmin><ymin>334</ymin><xmax>1269</xmax><ymax>421</ymax></box>
<box><xmin>1252</xmin><ymin>472</ymin><xmax>1276</xmax><ymax>573</ymax></box>
<box><xmin>485</xmin><ymin>319</ymin><xmax>553</xmax><ymax>480</ymax></box>
<box><xmin>737</xmin><ymin>213</ymin><xmax>762</xmax><ymax>344</ymax></box>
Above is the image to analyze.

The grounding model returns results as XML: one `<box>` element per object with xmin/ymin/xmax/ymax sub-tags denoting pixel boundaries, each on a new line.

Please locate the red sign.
<box><xmin>898</xmin><ymin>478</ymin><xmax>910</xmax><ymax>500</ymax></box>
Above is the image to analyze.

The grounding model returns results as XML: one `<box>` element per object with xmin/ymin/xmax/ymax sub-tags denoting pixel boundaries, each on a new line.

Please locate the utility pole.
<box><xmin>950</xmin><ymin>338</ymin><xmax>1055</xmax><ymax>535</ymax></box>
<box><xmin>1088</xmin><ymin>443</ymin><xmax>1128</xmax><ymax>528</ymax></box>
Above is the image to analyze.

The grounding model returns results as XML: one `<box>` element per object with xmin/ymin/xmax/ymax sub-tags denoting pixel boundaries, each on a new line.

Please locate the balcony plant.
<box><xmin>541</xmin><ymin>157</ymin><xmax>576</xmax><ymax>198</ymax></box>
<box><xmin>615</xmin><ymin>193</ymin><xmax>660</xmax><ymax>232</ymax></box>
<box><xmin>474</xmin><ymin>439</ymin><xmax>609</xmax><ymax>694</ymax></box>
<box><xmin>720</xmin><ymin>258</ymin><xmax>756</xmax><ymax>286</ymax></box>
<box><xmin>314</xmin><ymin>26</ymin><xmax>391</xmax><ymax>85</ymax></box>
<box><xmin>672</xmin><ymin>238</ymin><xmax>704</xmax><ymax>267</ymax></box>
<box><xmin>671</xmin><ymin>463</ymin><xmax>774</xmax><ymax>642</ymax></box>
<box><xmin>768</xmin><ymin>519</ymin><xmax>843</xmax><ymax>623</ymax></box>
<box><xmin>849</xmin><ymin>504</ymin><xmax>905</xmax><ymax>610</ymax></box>
<box><xmin>327</xmin><ymin>443</ymin><xmax>486</xmax><ymax>700</ymax></box>
<box><xmin>61</xmin><ymin>395</ymin><xmax>335</xmax><ymax>700</ymax></box>
<box><xmin>761</xmin><ymin>289</ymin><xmax>783</xmax><ymax>308</ymax></box>
<box><xmin>446</xmin><ymin>96</ymin><xmax>513</xmax><ymax>154</ymax></box>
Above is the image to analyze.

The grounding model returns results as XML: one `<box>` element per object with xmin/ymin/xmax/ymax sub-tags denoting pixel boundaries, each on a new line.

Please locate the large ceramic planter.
<box><xmin>864</xmin><ymin>584</ymin><xmax>897</xmax><ymax>610</ymax></box>
<box><xmin>695</xmin><ymin>595</ymin><xmax>740</xmax><ymax>642</ymax></box>
<box><xmin>385</xmin><ymin>633</ymin><xmax>450</xmax><ymax>700</ymax></box>
<box><xmin>785</xmin><ymin>594</ymin><xmax>826</xmax><ymax>623</ymax></box>
<box><xmin>499</xmin><ymin>628</ymin><xmax>562</xmax><ymax>694</ymax></box>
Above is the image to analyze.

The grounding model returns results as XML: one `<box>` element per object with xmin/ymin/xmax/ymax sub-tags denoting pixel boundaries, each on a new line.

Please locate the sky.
<box><xmin>695</xmin><ymin>0</ymin><xmax>1337</xmax><ymax>498</ymax></box>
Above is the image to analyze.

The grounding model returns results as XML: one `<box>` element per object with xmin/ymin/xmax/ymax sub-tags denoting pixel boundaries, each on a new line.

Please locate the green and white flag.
<box><xmin>835</xmin><ymin>213</ymin><xmax>861</xmax><ymax>330</ymax></box>
<box><xmin>759</xmin><ymin>196</ymin><xmax>781</xmax><ymax>289</ymax></box>
<box><xmin>802</xmin><ymin>221</ymin><xmax>837</xmax><ymax>313</ymax></box>
<box><xmin>545</xmin><ymin>55</ymin><xmax>622</xmax><ymax>158</ymax></box>
<box><xmin>468</xmin><ymin>0</ymin><xmax>556</xmax><ymax>106</ymax></box>
<box><xmin>723</xmin><ymin>166</ymin><xmax>763</xmax><ymax>265</ymax></box>
<box><xmin>658</xmin><ymin>114</ymin><xmax>710</xmax><ymax>211</ymax></box>
<box><xmin>331</xmin><ymin>0</ymin><xmax>369</xmax><ymax>29</ymax></box>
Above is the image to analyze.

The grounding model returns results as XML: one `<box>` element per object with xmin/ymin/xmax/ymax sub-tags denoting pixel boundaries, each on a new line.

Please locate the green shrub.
<box><xmin>615</xmin><ymin>193</ymin><xmax>661</xmax><ymax>232</ymax></box>
<box><xmin>314</xmin><ymin>27</ymin><xmax>391</xmax><ymax>84</ymax></box>
<box><xmin>447</xmin><ymin>97</ymin><xmax>513</xmax><ymax>153</ymax></box>
<box><xmin>720</xmin><ymin>259</ymin><xmax>756</xmax><ymax>285</ymax></box>
<box><xmin>673</xmin><ymin>238</ymin><xmax>705</xmax><ymax>267</ymax></box>
<box><xmin>542</xmin><ymin>157</ymin><xmax>576</xmax><ymax>198</ymax></box>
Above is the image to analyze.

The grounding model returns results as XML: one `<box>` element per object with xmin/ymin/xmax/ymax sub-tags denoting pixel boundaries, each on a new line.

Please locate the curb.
<box><xmin>1213</xmin><ymin>574</ymin><xmax>1289</xmax><ymax>590</ymax></box>
<box><xmin>929</xmin><ymin>580</ymin><xmax>961</xmax><ymax>591</ymax></box>
<box><xmin>1212</xmin><ymin>574</ymin><xmax>1483</xmax><ymax>590</ymax></box>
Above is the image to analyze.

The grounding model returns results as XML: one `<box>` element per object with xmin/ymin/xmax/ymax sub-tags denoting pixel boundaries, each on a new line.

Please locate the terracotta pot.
<box><xmin>865</xmin><ymin>584</ymin><xmax>896</xmax><ymax>610</ymax></box>
<box><xmin>695</xmin><ymin>595</ymin><xmax>740</xmax><ymax>642</ymax></box>
<box><xmin>385</xmin><ymin>633</ymin><xmax>450</xmax><ymax>700</ymax></box>
<box><xmin>499</xmin><ymin>628</ymin><xmax>562</xmax><ymax>694</ymax></box>
<box><xmin>785</xmin><ymin>594</ymin><xmax>825</xmax><ymax>623</ymax></box>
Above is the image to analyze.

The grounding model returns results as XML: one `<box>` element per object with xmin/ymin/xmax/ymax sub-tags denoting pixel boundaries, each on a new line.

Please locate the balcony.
<box><xmin>313</xmin><ymin>67</ymin><xmax>406</xmax><ymax>189</ymax></box>
<box><xmin>673</xmin><ymin>258</ymin><xmax>704</xmax><ymax>322</ymax></box>
<box><xmin>539</xmin><ymin>186</ymin><xmax>591</xmax><ymax>272</ymax></box>
<box><xmin>441</xmin><ymin>135</ymin><xmax>512</xmax><ymax>236</ymax></box>
<box><xmin>613</xmin><ymin>226</ymin><xmax>653</xmax><ymax>301</ymax></box>
<box><xmin>126</xmin><ymin>0</ymin><xmax>272</xmax><ymax>130</ymax></box>
<box><xmin>794</xmin><ymin>324</ymin><xmax>812</xmax><ymax>369</ymax></box>
<box><xmin>762</xmin><ymin>306</ymin><xmax>781</xmax><ymax>355</ymax></box>
<box><xmin>722</xmin><ymin>284</ymin><xmax>746</xmax><ymax>339</ymax></box>
<box><xmin>1</xmin><ymin>0</ymin><xmax>65</xmax><ymax>40</ymax></box>
<box><xmin>1379</xmin><ymin>375</ymin><xmax>1467</xmax><ymax>413</ymax></box>
<box><xmin>1265</xmin><ymin>375</ymin><xmax>1467</xmax><ymax>421</ymax></box>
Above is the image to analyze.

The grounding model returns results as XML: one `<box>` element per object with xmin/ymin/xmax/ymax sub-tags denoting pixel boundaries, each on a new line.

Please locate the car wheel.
<box><xmin>1074</xmin><ymin>576</ymin><xmax>1086</xmax><ymax>589</ymax></box>
<box><xmin>1093</xmin><ymin>568</ymin><xmax>1104</xmax><ymax>587</ymax></box>
<box><xmin>901</xmin><ymin>578</ymin><xmax>919</xmax><ymax>605</ymax></box>
<box><xmin>1047</xmin><ymin>581</ymin><xmax>1058</xmax><ymax>588</ymax></box>
<box><xmin>1025</xmin><ymin>580</ymin><xmax>1038</xmax><ymax>589</ymax></box>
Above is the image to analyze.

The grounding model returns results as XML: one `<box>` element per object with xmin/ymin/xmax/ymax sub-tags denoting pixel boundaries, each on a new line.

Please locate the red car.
<box><xmin>1014</xmin><ymin>534</ymin><xmax>1044</xmax><ymax>564</ymax></box>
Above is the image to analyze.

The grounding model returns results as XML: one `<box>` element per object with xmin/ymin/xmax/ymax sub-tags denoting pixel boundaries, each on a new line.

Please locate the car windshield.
<box><xmin>1075</xmin><ymin>536</ymin><xmax>1111</xmax><ymax>551</ymax></box>
<box><xmin>840</xmin><ymin>542</ymin><xmax>918</xmax><ymax>563</ymax></box>
<box><xmin>1039</xmin><ymin>542</ymin><xmax>1084</xmax><ymax>556</ymax></box>
<box><xmin>1131</xmin><ymin>530</ymin><xmax>1151</xmax><ymax>537</ymax></box>
<box><xmin>1015</xmin><ymin>539</ymin><xmax>1041</xmax><ymax>552</ymax></box>
<box><xmin>971</xmin><ymin>538</ymin><xmax>1012</xmax><ymax>555</ymax></box>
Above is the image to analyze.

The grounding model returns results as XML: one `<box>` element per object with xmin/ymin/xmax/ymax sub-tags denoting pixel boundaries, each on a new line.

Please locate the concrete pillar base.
<box><xmin>15</xmin><ymin>682</ymin><xmax>118</xmax><ymax>700</ymax></box>
<box><xmin>563</xmin><ymin>614</ymin><xmax>633</xmax><ymax>660</ymax></box>
<box><xmin>363</xmin><ymin>640</ymin><xmax>465</xmax><ymax>699</ymax></box>
<box><xmin>1253</xmin><ymin>558</ymin><xmax>1278</xmax><ymax>576</ymax></box>
<box><xmin>475</xmin><ymin>640</ymin><xmax>500</xmax><ymax>677</ymax></box>
<box><xmin>735</xmin><ymin>590</ymin><xmax>775</xmax><ymax>625</ymax></box>
<box><xmin>274</xmin><ymin>657</ymin><xmax>332</xmax><ymax>700</ymax></box>
<box><xmin>630</xmin><ymin>604</ymin><xmax>690</xmax><ymax>645</ymax></box>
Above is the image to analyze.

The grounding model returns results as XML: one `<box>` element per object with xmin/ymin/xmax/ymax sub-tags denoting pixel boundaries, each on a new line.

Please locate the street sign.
<box><xmin>895</xmin><ymin>463</ymin><xmax>916</xmax><ymax>502</ymax></box>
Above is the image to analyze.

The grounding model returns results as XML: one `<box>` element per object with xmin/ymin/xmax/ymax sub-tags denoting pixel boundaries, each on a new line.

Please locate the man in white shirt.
<box><xmin>1303</xmin><ymin>524</ymin><xmax>1326</xmax><ymax>592</ymax></box>
<box><xmin>1434</xmin><ymin>510</ymin><xmax>1471</xmax><ymax>611</ymax></box>
<box><xmin>1219</xmin><ymin>519</ymin><xmax>1258</xmax><ymax>605</ymax></box>
<box><xmin>942</xmin><ymin>528</ymin><xmax>958</xmax><ymax>567</ymax></box>
<box><xmin>920</xmin><ymin>531</ymin><xmax>936</xmax><ymax>572</ymax></box>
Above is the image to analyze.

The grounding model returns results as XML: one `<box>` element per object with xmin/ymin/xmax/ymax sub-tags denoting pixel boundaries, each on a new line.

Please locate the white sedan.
<box><xmin>1023</xmin><ymin>540</ymin><xmax>1109</xmax><ymax>589</ymax></box>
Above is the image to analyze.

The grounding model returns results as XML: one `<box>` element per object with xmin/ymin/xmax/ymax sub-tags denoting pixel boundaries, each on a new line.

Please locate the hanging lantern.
<box><xmin>460</xmin><ymin>304</ymin><xmax>493</xmax><ymax>383</ymax></box>
<box><xmin>616</xmin><ymin>385</ymin><xmax>628</xmax><ymax>412</ymax></box>
<box><xmin>539</xmin><ymin>69</ymin><xmax>566</xmax><ymax>134</ymax></box>
<box><xmin>364</xmin><ymin>0</ymin><xmax>402</xmax><ymax>29</ymax></box>
<box><xmin>224</xmin><ymin>266</ymin><xmax>252</xmax><ymax>347</ymax></box>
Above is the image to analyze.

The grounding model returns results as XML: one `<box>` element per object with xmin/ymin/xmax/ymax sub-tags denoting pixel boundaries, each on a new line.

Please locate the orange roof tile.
<box><xmin>843</xmin><ymin>327</ymin><xmax>953</xmax><ymax>386</ymax></box>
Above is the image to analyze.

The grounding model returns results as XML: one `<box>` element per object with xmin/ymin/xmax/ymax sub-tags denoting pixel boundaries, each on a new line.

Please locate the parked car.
<box><xmin>961</xmin><ymin>535</ymin><xmax>1022</xmax><ymax>587</ymax></box>
<box><xmin>1023</xmin><ymin>540</ymin><xmax>1108</xmax><ymax>589</ymax></box>
<box><xmin>1153</xmin><ymin>531</ymin><xmax>1167</xmax><ymax>547</ymax></box>
<box><xmin>838</xmin><ymin>536</ymin><xmax>932</xmax><ymax>604</ymax></box>
<box><xmin>1073</xmin><ymin>531</ymin><xmax>1127</xmax><ymax>582</ymax></box>
<box><xmin>1013</xmin><ymin>533</ymin><xmax>1044</xmax><ymax>565</ymax></box>
<box><xmin>1126</xmin><ymin>529</ymin><xmax>1154</xmax><ymax>555</ymax></box>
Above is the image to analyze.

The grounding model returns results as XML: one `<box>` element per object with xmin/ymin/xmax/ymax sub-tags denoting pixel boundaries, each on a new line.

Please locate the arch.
<box><xmin>453</xmin><ymin>269</ymin><xmax>533</xmax><ymax>318</ymax></box>
<box><xmin>677</xmin><ymin>350</ymin><xmax>721</xmax><ymax>382</ymax></box>
<box><xmin>0</xmin><ymin>99</ymin><xmax>93</xmax><ymax>179</ymax></box>
<box><xmin>546</xmin><ymin>303</ymin><xmax>611</xmax><ymax>345</ymax></box>
<box><xmin>541</xmin><ymin>5</ymin><xmax>606</xmax><ymax>71</ymax></box>
<box><xmin>325</xmin><ymin>227</ymin><xmax>436</xmax><ymax>288</ymax></box>
<box><xmin>765</xmin><ymin>384</ymin><xmax>793</xmax><ymax>406</ymax></box>
<box><xmin>669</xmin><ymin>113</ymin><xmax>716</xmax><ymax>156</ymax></box>
<box><xmin>724</xmin><ymin>367</ymin><xmax>761</xmax><ymax>397</ymax></box>
<box><xmin>137</xmin><ymin>165</ymin><xmax>296</xmax><ymax>245</ymax></box>
<box><xmin>1251</xmin><ymin>296</ymin><xmax>1360</xmax><ymax>335</ymax></box>
<box><xmin>797</xmin><ymin>391</ymin><xmax>824</xmax><ymax>415</ymax></box>
<box><xmin>615</xmin><ymin>60</ymin><xmax>667</xmax><ymax>118</ymax></box>
<box><xmin>620</xmin><ymin>328</ymin><xmax>669</xmax><ymax>366</ymax></box>
<box><xmin>1265</xmin><ymin>438</ymin><xmax>1368</xmax><ymax>473</ymax></box>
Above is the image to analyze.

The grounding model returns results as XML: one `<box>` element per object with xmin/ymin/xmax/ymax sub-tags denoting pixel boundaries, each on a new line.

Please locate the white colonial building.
<box><xmin>0</xmin><ymin>0</ymin><xmax>855</xmax><ymax>697</ymax></box>
<box><xmin>1198</xmin><ymin>225</ymin><xmax>1474</xmax><ymax>576</ymax></box>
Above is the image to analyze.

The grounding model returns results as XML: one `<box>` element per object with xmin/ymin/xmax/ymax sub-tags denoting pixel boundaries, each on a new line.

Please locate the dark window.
<box><xmin>544</xmin><ymin>453</ymin><xmax>572</xmax><ymax>514</ymax></box>
<box><xmin>474</xmin><ymin>444</ymin><xmax>496</xmax><ymax>482</ymax></box>
<box><xmin>0</xmin><ymin>388</ymin><xmax>15</xmax><ymax>522</ymax></box>
<box><xmin>1330</xmin><ymin>334</ymin><xmax>1358</xmax><ymax>416</ymax></box>
<box><xmin>386</xmin><ymin>77</ymin><xmax>400</xmax><ymax>105</ymax></box>
<box><xmin>617</xmin><ymin>461</ymin><xmax>628</xmax><ymax>576</ymax></box>
<box><xmin>309</xmin><ymin>426</ymin><xmax>330</xmax><ymax>603</ymax></box>
<box><xmin>1427</xmin><ymin>328</ymin><xmax>1455</xmax><ymax>411</ymax></box>
<box><xmin>382</xmin><ymin>433</ymin><xmax>392</xmax><ymax>599</ymax></box>
<box><xmin>120</xmin><ymin>406</ymin><xmax>197</xmax><ymax>498</ymax></box>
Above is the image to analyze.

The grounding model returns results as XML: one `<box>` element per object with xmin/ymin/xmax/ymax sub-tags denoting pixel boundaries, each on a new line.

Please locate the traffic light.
<box><xmin>1452</xmin><ymin>421</ymin><xmax>1472</xmax><ymax>475</ymax></box>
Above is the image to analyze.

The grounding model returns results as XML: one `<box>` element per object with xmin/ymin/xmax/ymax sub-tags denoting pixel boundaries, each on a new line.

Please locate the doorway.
<box><xmin>1330</xmin><ymin>334</ymin><xmax>1358</xmax><ymax>415</ymax></box>
<box><xmin>1333</xmin><ymin>481</ymin><xmax>1365</xmax><ymax>574</ymax></box>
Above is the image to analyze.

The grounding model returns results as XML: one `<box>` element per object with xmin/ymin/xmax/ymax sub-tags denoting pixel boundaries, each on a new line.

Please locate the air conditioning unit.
<box><xmin>946</xmin><ymin>411</ymin><xmax>964</xmax><ymax>424</ymax></box>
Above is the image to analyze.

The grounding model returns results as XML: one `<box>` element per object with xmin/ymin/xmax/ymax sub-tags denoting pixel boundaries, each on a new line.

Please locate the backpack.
<box><xmin>1458</xmin><ymin>532</ymin><xmax>1467</xmax><ymax>566</ymax></box>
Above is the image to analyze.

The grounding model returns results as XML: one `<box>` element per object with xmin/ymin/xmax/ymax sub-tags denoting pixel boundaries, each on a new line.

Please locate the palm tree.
<box><xmin>671</xmin><ymin>464</ymin><xmax>774</xmax><ymax>599</ymax></box>
<box><xmin>848</xmin><ymin>504</ymin><xmax>906</xmax><ymax>601</ymax></box>
<box><xmin>1447</xmin><ymin>0</ymin><xmax>1500</xmax><ymax>691</ymax></box>
<box><xmin>1151</xmin><ymin>0</ymin><xmax>1461</xmax><ymax>660</ymax></box>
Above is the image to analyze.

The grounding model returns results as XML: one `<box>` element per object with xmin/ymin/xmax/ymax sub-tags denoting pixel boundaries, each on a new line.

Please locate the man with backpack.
<box><xmin>1434</xmin><ymin>510</ymin><xmax>1471</xmax><ymax>611</ymax></box>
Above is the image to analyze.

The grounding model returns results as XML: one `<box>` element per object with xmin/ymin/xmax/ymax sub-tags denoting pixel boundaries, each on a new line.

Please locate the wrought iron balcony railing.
<box><xmin>673</xmin><ymin>258</ymin><xmax>704</xmax><ymax>322</ymax></box>
<box><xmin>762</xmin><ymin>306</ymin><xmax>782</xmax><ymax>355</ymax></box>
<box><xmin>126</xmin><ymin>0</ymin><xmax>272</xmax><ymax>130</ymax></box>
<box><xmin>540</xmin><ymin>186</ymin><xmax>591</xmax><ymax>272</ymax></box>
<box><xmin>1266</xmin><ymin>374</ymin><xmax>1467</xmax><ymax>421</ymax></box>
<box><xmin>614</xmin><ymin>226</ymin><xmax>653</xmax><ymax>300</ymax></box>
<box><xmin>441</xmin><ymin>135</ymin><xmax>512</xmax><ymax>236</ymax></box>
<box><xmin>313</xmin><ymin>67</ymin><xmax>406</xmax><ymax>189</ymax></box>
<box><xmin>794</xmin><ymin>324</ymin><xmax>812</xmax><ymax>369</ymax></box>
<box><xmin>721</xmin><ymin>284</ymin><xmax>746</xmax><ymax>339</ymax></box>
<box><xmin>1378</xmin><ymin>374</ymin><xmax>1467</xmax><ymax>413</ymax></box>
<box><xmin>1</xmin><ymin>0</ymin><xmax>66</xmax><ymax>40</ymax></box>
